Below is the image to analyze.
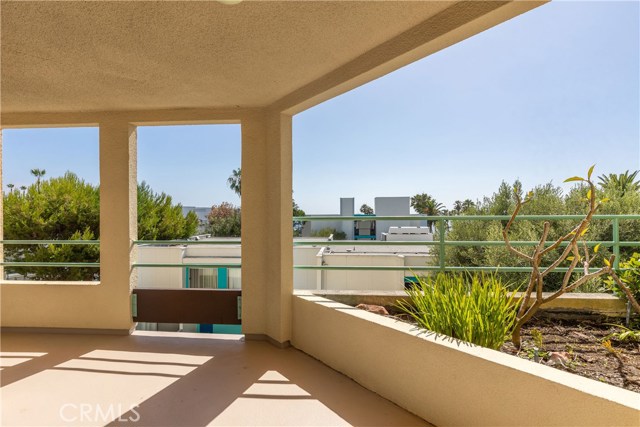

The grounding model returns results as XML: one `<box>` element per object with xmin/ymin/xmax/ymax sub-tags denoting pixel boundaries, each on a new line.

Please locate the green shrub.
<box><xmin>605</xmin><ymin>252</ymin><xmax>640</xmax><ymax>301</ymax></box>
<box><xmin>396</xmin><ymin>272</ymin><xmax>522</xmax><ymax>350</ymax></box>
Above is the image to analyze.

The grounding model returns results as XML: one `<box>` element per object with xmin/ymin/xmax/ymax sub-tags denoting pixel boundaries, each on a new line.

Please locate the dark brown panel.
<box><xmin>133</xmin><ymin>289</ymin><xmax>241</xmax><ymax>324</ymax></box>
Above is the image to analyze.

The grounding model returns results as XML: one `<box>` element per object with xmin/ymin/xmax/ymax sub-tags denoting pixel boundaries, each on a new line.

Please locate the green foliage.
<box><xmin>311</xmin><ymin>228</ymin><xmax>346</xmax><ymax>240</ymax></box>
<box><xmin>206</xmin><ymin>202</ymin><xmax>241</xmax><ymax>237</ymax></box>
<box><xmin>530</xmin><ymin>328</ymin><xmax>544</xmax><ymax>350</ymax></box>
<box><xmin>604</xmin><ymin>252</ymin><xmax>640</xmax><ymax>301</ymax></box>
<box><xmin>360</xmin><ymin>204</ymin><xmax>374</xmax><ymax>215</ymax></box>
<box><xmin>442</xmin><ymin>177</ymin><xmax>640</xmax><ymax>291</ymax></box>
<box><xmin>451</xmin><ymin>199</ymin><xmax>475</xmax><ymax>215</ymax></box>
<box><xmin>604</xmin><ymin>324</ymin><xmax>640</xmax><ymax>343</ymax></box>
<box><xmin>410</xmin><ymin>193</ymin><xmax>444</xmax><ymax>233</ymax></box>
<box><xmin>4</xmin><ymin>173</ymin><xmax>198</xmax><ymax>280</ymax></box>
<box><xmin>227</xmin><ymin>168</ymin><xmax>241</xmax><ymax>197</ymax></box>
<box><xmin>396</xmin><ymin>272</ymin><xmax>522</xmax><ymax>350</ymax></box>
<box><xmin>138</xmin><ymin>182</ymin><xmax>199</xmax><ymax>240</ymax></box>
<box><xmin>4</xmin><ymin>173</ymin><xmax>100</xmax><ymax>280</ymax></box>
<box><xmin>598</xmin><ymin>170</ymin><xmax>640</xmax><ymax>196</ymax></box>
<box><xmin>293</xmin><ymin>199</ymin><xmax>306</xmax><ymax>237</ymax></box>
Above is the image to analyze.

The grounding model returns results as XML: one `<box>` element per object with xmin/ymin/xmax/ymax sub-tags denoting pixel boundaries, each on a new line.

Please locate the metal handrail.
<box><xmin>2</xmin><ymin>214</ymin><xmax>638</xmax><ymax>271</ymax></box>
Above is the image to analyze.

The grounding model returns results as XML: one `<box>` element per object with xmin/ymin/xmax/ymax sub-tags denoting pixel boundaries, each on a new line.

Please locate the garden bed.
<box><xmin>380</xmin><ymin>308</ymin><xmax>639</xmax><ymax>393</ymax></box>
<box><xmin>500</xmin><ymin>318</ymin><xmax>640</xmax><ymax>393</ymax></box>
<box><xmin>292</xmin><ymin>292</ymin><xmax>640</xmax><ymax>426</ymax></box>
<box><xmin>340</xmin><ymin>294</ymin><xmax>640</xmax><ymax>393</ymax></box>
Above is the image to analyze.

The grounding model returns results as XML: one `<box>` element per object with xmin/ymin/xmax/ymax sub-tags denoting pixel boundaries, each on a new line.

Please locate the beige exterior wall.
<box><xmin>241</xmin><ymin>111</ymin><xmax>293</xmax><ymax>344</ymax></box>
<box><xmin>0</xmin><ymin>122</ymin><xmax>137</xmax><ymax>332</ymax></box>
<box><xmin>292</xmin><ymin>293</ymin><xmax>640</xmax><ymax>427</ymax></box>
<box><xmin>1</xmin><ymin>1</ymin><xmax>547</xmax><ymax>345</ymax></box>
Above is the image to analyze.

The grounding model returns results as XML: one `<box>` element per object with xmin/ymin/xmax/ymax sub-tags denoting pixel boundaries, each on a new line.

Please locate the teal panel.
<box><xmin>218</xmin><ymin>268</ymin><xmax>228</xmax><ymax>289</ymax></box>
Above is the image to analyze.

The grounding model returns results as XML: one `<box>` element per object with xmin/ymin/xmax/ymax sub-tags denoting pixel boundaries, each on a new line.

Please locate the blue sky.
<box><xmin>3</xmin><ymin>1</ymin><xmax>639</xmax><ymax>215</ymax></box>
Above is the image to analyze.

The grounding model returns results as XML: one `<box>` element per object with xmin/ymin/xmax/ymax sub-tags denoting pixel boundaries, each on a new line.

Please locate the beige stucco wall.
<box><xmin>292</xmin><ymin>293</ymin><xmax>640</xmax><ymax>427</ymax></box>
<box><xmin>241</xmin><ymin>111</ymin><xmax>293</xmax><ymax>344</ymax></box>
<box><xmin>0</xmin><ymin>1</ymin><xmax>547</xmax><ymax>340</ymax></box>
<box><xmin>1</xmin><ymin>122</ymin><xmax>137</xmax><ymax>332</ymax></box>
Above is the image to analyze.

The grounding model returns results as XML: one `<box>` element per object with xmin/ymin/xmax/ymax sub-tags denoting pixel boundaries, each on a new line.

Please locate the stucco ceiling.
<box><xmin>0</xmin><ymin>1</ymin><xmax>540</xmax><ymax>115</ymax></box>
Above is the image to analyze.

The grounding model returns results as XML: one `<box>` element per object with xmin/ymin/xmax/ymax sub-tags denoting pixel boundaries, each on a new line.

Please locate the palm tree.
<box><xmin>452</xmin><ymin>200</ymin><xmax>463</xmax><ymax>215</ymax></box>
<box><xmin>30</xmin><ymin>168</ymin><xmax>46</xmax><ymax>191</ymax></box>
<box><xmin>6</xmin><ymin>183</ymin><xmax>15</xmax><ymax>194</ymax></box>
<box><xmin>462</xmin><ymin>199</ymin><xmax>476</xmax><ymax>212</ymax></box>
<box><xmin>20</xmin><ymin>186</ymin><xmax>27</xmax><ymax>195</ymax></box>
<box><xmin>227</xmin><ymin>168</ymin><xmax>241</xmax><ymax>197</ymax></box>
<box><xmin>598</xmin><ymin>170</ymin><xmax>640</xmax><ymax>196</ymax></box>
<box><xmin>411</xmin><ymin>193</ymin><xmax>444</xmax><ymax>233</ymax></box>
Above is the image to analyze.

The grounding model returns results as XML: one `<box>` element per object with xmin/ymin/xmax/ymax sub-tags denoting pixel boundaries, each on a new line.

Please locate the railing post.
<box><xmin>612</xmin><ymin>217</ymin><xmax>620</xmax><ymax>270</ymax></box>
<box><xmin>438</xmin><ymin>218</ymin><xmax>446</xmax><ymax>273</ymax></box>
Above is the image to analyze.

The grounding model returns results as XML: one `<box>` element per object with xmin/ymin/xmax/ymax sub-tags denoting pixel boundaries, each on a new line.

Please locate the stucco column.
<box><xmin>241</xmin><ymin>110</ymin><xmax>293</xmax><ymax>345</ymax></box>
<box><xmin>99</xmin><ymin>121</ymin><xmax>137</xmax><ymax>330</ymax></box>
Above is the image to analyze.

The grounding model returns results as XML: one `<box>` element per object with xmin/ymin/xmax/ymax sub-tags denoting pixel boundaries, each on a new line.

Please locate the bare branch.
<box><xmin>502</xmin><ymin>199</ymin><xmax>533</xmax><ymax>261</ymax></box>
<box><xmin>560</xmin><ymin>244</ymin><xmax>581</xmax><ymax>290</ymax></box>
<box><xmin>542</xmin><ymin>267</ymin><xmax>609</xmax><ymax>304</ymax></box>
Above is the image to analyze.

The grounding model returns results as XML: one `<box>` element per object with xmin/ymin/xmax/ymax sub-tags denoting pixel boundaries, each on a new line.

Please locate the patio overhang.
<box><xmin>1</xmin><ymin>1</ymin><xmax>546</xmax><ymax>119</ymax></box>
<box><xmin>0</xmin><ymin>1</ymin><xmax>547</xmax><ymax>343</ymax></box>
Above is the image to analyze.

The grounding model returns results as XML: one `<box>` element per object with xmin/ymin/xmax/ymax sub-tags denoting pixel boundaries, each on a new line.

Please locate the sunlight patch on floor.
<box><xmin>208</xmin><ymin>370</ymin><xmax>350</xmax><ymax>426</ymax></box>
<box><xmin>1</xmin><ymin>349</ymin><xmax>211</xmax><ymax>427</ymax></box>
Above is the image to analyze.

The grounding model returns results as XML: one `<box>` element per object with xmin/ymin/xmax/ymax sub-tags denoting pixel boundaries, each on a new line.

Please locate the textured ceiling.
<box><xmin>1</xmin><ymin>1</ymin><xmax>456</xmax><ymax>114</ymax></box>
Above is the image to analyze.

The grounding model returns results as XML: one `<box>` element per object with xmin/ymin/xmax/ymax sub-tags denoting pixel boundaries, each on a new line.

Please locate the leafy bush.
<box><xmin>206</xmin><ymin>202</ymin><xmax>241</xmax><ymax>237</ymax></box>
<box><xmin>4</xmin><ymin>173</ymin><xmax>198</xmax><ymax>280</ymax></box>
<box><xmin>396</xmin><ymin>272</ymin><xmax>522</xmax><ymax>350</ymax></box>
<box><xmin>441</xmin><ymin>178</ymin><xmax>640</xmax><ymax>291</ymax></box>
<box><xmin>605</xmin><ymin>252</ymin><xmax>640</xmax><ymax>301</ymax></box>
<box><xmin>311</xmin><ymin>227</ymin><xmax>346</xmax><ymax>240</ymax></box>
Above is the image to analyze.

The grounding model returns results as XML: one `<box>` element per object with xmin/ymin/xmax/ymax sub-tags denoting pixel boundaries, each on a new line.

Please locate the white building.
<box><xmin>305</xmin><ymin>196</ymin><xmax>431</xmax><ymax>240</ymax></box>
<box><xmin>138</xmin><ymin>238</ymin><xmax>434</xmax><ymax>292</ymax></box>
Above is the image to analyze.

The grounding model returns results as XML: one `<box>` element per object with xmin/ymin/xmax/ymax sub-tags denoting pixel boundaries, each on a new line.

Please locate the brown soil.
<box><xmin>500</xmin><ymin>318</ymin><xmax>640</xmax><ymax>393</ymax></box>
<box><xmin>385</xmin><ymin>310</ymin><xmax>640</xmax><ymax>393</ymax></box>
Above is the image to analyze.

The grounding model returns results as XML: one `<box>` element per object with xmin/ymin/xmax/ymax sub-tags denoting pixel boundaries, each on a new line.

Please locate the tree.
<box><xmin>227</xmin><ymin>168</ymin><xmax>241</xmax><ymax>197</ymax></box>
<box><xmin>137</xmin><ymin>182</ymin><xmax>199</xmax><ymax>240</ymax></box>
<box><xmin>410</xmin><ymin>193</ymin><xmax>444</xmax><ymax>232</ymax></box>
<box><xmin>4</xmin><ymin>172</ymin><xmax>100</xmax><ymax>280</ymax></box>
<box><xmin>598</xmin><ymin>170</ymin><xmax>640</xmax><ymax>196</ymax></box>
<box><xmin>293</xmin><ymin>199</ymin><xmax>306</xmax><ymax>237</ymax></box>
<box><xmin>207</xmin><ymin>202</ymin><xmax>241</xmax><ymax>237</ymax></box>
<box><xmin>30</xmin><ymin>168</ymin><xmax>46</xmax><ymax>191</ymax></box>
<box><xmin>360</xmin><ymin>204</ymin><xmax>374</xmax><ymax>215</ymax></box>
<box><xmin>19</xmin><ymin>186</ymin><xmax>27</xmax><ymax>195</ymax></box>
<box><xmin>452</xmin><ymin>200</ymin><xmax>463</xmax><ymax>215</ymax></box>
<box><xmin>4</xmin><ymin>172</ymin><xmax>199</xmax><ymax>280</ymax></box>
<box><xmin>452</xmin><ymin>199</ymin><xmax>475</xmax><ymax>215</ymax></box>
<box><xmin>6</xmin><ymin>183</ymin><xmax>14</xmax><ymax>193</ymax></box>
<box><xmin>462</xmin><ymin>199</ymin><xmax>476</xmax><ymax>212</ymax></box>
<box><xmin>502</xmin><ymin>167</ymin><xmax>639</xmax><ymax>348</ymax></box>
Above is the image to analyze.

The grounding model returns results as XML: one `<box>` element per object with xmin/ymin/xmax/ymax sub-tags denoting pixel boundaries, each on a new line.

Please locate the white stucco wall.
<box><xmin>137</xmin><ymin>246</ymin><xmax>184</xmax><ymax>289</ymax></box>
<box><xmin>137</xmin><ymin>243</ymin><xmax>432</xmax><ymax>291</ymax></box>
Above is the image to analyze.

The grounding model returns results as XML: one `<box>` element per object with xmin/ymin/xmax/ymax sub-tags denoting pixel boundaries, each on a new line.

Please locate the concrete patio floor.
<box><xmin>0</xmin><ymin>331</ymin><xmax>430</xmax><ymax>427</ymax></box>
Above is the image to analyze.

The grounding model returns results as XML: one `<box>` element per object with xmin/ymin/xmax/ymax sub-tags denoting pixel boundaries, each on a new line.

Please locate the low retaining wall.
<box><xmin>292</xmin><ymin>292</ymin><xmax>640</xmax><ymax>427</ymax></box>
<box><xmin>313</xmin><ymin>290</ymin><xmax>629</xmax><ymax>319</ymax></box>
